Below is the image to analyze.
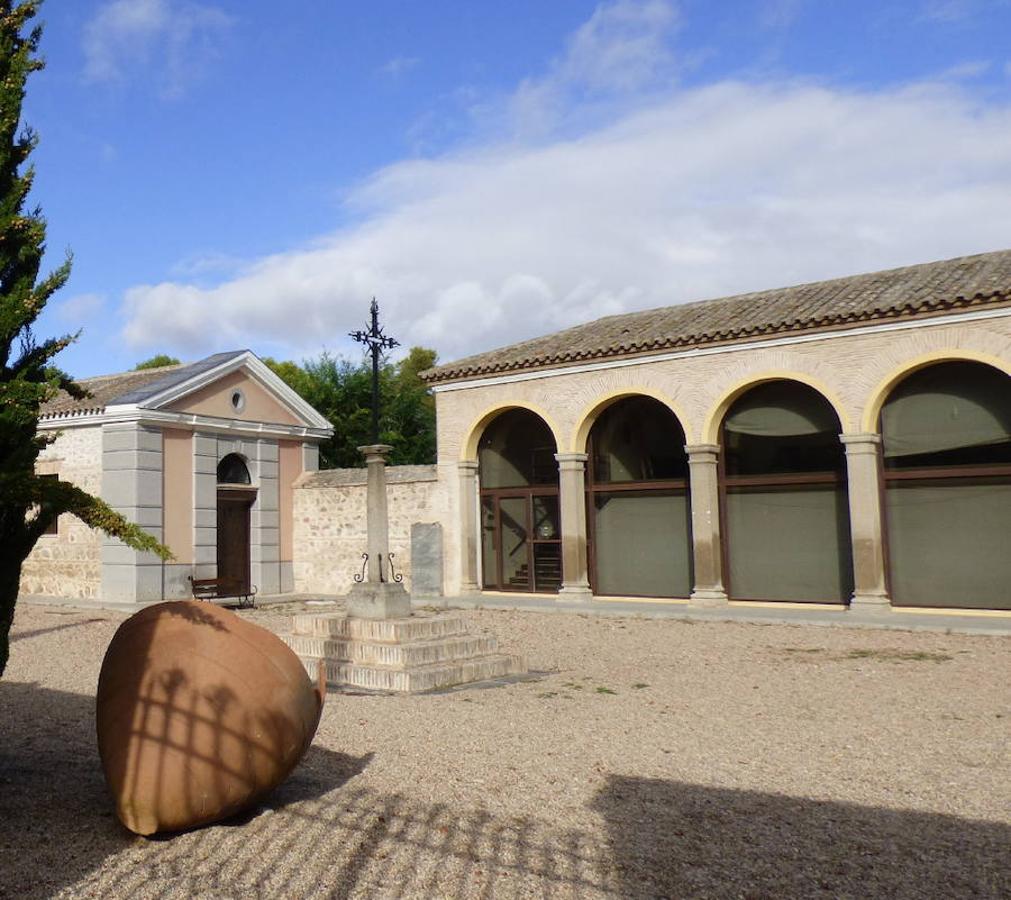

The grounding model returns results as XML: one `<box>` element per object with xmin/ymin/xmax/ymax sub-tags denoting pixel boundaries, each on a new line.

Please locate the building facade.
<box><xmin>22</xmin><ymin>351</ymin><xmax>331</xmax><ymax>604</ymax></box>
<box><xmin>423</xmin><ymin>250</ymin><xmax>1011</xmax><ymax>613</ymax></box>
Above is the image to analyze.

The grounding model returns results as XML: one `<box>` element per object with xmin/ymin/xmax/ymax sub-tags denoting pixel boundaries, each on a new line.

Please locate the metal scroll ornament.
<box><xmin>353</xmin><ymin>553</ymin><xmax>368</xmax><ymax>583</ymax></box>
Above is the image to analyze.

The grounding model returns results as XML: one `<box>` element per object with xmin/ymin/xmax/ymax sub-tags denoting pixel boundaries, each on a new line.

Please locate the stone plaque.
<box><xmin>411</xmin><ymin>522</ymin><xmax>443</xmax><ymax>598</ymax></box>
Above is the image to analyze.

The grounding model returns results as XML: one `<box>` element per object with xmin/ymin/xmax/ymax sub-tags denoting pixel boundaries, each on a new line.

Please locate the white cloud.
<box><xmin>118</xmin><ymin>2</ymin><xmax>1011</xmax><ymax>365</ymax></box>
<box><xmin>83</xmin><ymin>0</ymin><xmax>233</xmax><ymax>97</ymax></box>
<box><xmin>56</xmin><ymin>292</ymin><xmax>106</xmax><ymax>325</ymax></box>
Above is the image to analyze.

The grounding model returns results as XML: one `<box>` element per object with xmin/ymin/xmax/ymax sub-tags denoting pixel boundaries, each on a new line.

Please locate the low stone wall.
<box><xmin>293</xmin><ymin>465</ymin><xmax>450</xmax><ymax>596</ymax></box>
<box><xmin>20</xmin><ymin>426</ymin><xmax>104</xmax><ymax>600</ymax></box>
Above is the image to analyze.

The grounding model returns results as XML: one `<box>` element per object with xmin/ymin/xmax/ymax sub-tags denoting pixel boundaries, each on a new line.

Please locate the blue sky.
<box><xmin>23</xmin><ymin>0</ymin><xmax>1011</xmax><ymax>376</ymax></box>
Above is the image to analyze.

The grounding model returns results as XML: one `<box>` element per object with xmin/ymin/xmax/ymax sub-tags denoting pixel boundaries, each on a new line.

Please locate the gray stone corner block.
<box><xmin>347</xmin><ymin>581</ymin><xmax>411</xmax><ymax>619</ymax></box>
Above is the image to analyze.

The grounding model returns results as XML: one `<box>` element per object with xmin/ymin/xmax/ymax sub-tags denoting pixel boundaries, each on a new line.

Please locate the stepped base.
<box><xmin>281</xmin><ymin>612</ymin><xmax>526</xmax><ymax>694</ymax></box>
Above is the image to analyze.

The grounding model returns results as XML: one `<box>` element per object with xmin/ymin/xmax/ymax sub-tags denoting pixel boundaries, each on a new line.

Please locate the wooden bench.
<box><xmin>188</xmin><ymin>576</ymin><xmax>257</xmax><ymax>609</ymax></box>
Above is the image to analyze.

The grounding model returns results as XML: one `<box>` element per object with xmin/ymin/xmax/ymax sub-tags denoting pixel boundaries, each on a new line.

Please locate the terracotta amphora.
<box><xmin>96</xmin><ymin>601</ymin><xmax>325</xmax><ymax>835</ymax></box>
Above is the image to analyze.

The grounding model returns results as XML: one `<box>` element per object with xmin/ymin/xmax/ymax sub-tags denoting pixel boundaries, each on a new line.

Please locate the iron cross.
<box><xmin>349</xmin><ymin>298</ymin><xmax>399</xmax><ymax>444</ymax></box>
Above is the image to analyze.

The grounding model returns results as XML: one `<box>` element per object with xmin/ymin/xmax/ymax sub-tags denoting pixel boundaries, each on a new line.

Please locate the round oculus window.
<box><xmin>230</xmin><ymin>389</ymin><xmax>246</xmax><ymax>412</ymax></box>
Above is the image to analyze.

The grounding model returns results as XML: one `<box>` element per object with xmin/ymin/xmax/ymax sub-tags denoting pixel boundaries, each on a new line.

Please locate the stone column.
<box><xmin>347</xmin><ymin>444</ymin><xmax>410</xmax><ymax>619</ymax></box>
<box><xmin>100</xmin><ymin>422</ymin><xmax>164</xmax><ymax>604</ymax></box>
<box><xmin>555</xmin><ymin>452</ymin><xmax>593</xmax><ymax>603</ymax></box>
<box><xmin>841</xmin><ymin>433</ymin><xmax>891</xmax><ymax>611</ymax></box>
<box><xmin>686</xmin><ymin>444</ymin><xmax>728</xmax><ymax>606</ymax></box>
<box><xmin>458</xmin><ymin>460</ymin><xmax>480</xmax><ymax>594</ymax></box>
<box><xmin>249</xmin><ymin>438</ymin><xmax>281</xmax><ymax>596</ymax></box>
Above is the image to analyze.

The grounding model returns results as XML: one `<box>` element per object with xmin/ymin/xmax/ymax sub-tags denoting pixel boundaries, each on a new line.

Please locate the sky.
<box><xmin>22</xmin><ymin>0</ymin><xmax>1011</xmax><ymax>377</ymax></box>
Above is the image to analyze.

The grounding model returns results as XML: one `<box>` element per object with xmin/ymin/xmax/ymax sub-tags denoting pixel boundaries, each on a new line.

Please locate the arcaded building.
<box><xmin>421</xmin><ymin>249</ymin><xmax>1011</xmax><ymax>613</ymax></box>
<box><xmin>22</xmin><ymin>351</ymin><xmax>331</xmax><ymax>604</ymax></box>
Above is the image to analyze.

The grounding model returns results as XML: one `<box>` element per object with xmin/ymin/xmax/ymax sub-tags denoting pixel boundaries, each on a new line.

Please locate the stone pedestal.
<box><xmin>347</xmin><ymin>581</ymin><xmax>412</xmax><ymax>619</ymax></box>
<box><xmin>282</xmin><ymin>612</ymin><xmax>526</xmax><ymax>693</ymax></box>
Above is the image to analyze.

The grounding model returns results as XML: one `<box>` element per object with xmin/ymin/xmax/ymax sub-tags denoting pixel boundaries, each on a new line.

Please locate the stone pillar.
<box><xmin>458</xmin><ymin>460</ymin><xmax>480</xmax><ymax>594</ymax></box>
<box><xmin>686</xmin><ymin>444</ymin><xmax>728</xmax><ymax>606</ymax></box>
<box><xmin>347</xmin><ymin>444</ymin><xmax>410</xmax><ymax>619</ymax></box>
<box><xmin>841</xmin><ymin>434</ymin><xmax>891</xmax><ymax>611</ymax></box>
<box><xmin>301</xmin><ymin>442</ymin><xmax>319</xmax><ymax>473</ymax></box>
<box><xmin>555</xmin><ymin>452</ymin><xmax>593</xmax><ymax>603</ymax></box>
<box><xmin>192</xmin><ymin>431</ymin><xmax>218</xmax><ymax>580</ymax></box>
<box><xmin>100</xmin><ymin>422</ymin><xmax>164</xmax><ymax>604</ymax></box>
<box><xmin>250</xmin><ymin>438</ymin><xmax>281</xmax><ymax>596</ymax></box>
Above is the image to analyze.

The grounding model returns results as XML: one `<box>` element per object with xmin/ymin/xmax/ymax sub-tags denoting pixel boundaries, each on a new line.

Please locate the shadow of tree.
<box><xmin>0</xmin><ymin>681</ymin><xmax>367</xmax><ymax>899</ymax></box>
<box><xmin>591</xmin><ymin>775</ymin><xmax>1011</xmax><ymax>899</ymax></box>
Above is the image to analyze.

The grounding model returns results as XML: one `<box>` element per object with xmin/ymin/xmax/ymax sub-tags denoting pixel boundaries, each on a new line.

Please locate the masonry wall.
<box><xmin>20</xmin><ymin>426</ymin><xmax>104</xmax><ymax>599</ymax></box>
<box><xmin>293</xmin><ymin>465</ymin><xmax>449</xmax><ymax>595</ymax></box>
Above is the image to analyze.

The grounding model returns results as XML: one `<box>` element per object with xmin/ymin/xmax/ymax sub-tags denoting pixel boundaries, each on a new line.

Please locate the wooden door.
<box><xmin>217</xmin><ymin>490</ymin><xmax>252</xmax><ymax>593</ymax></box>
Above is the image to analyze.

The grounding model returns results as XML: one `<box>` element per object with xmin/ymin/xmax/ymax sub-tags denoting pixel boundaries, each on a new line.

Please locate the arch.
<box><xmin>861</xmin><ymin>349</ymin><xmax>1011</xmax><ymax>434</ymax></box>
<box><xmin>570</xmin><ymin>389</ymin><xmax>693</xmax><ymax>454</ymax></box>
<box><xmin>585</xmin><ymin>395</ymin><xmax>692</xmax><ymax>598</ymax></box>
<box><xmin>217</xmin><ymin>453</ymin><xmax>251</xmax><ymax>485</ymax></box>
<box><xmin>702</xmin><ymin>370</ymin><xmax>850</xmax><ymax>445</ymax></box>
<box><xmin>477</xmin><ymin>407</ymin><xmax>561</xmax><ymax>593</ymax></box>
<box><xmin>461</xmin><ymin>402</ymin><xmax>564</xmax><ymax>462</ymax></box>
<box><xmin>719</xmin><ymin>378</ymin><xmax>853</xmax><ymax>604</ymax></box>
<box><xmin>879</xmin><ymin>359</ymin><xmax>1011</xmax><ymax>610</ymax></box>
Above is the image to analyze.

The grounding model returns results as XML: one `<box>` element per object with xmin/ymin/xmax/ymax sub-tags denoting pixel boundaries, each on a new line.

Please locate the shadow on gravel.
<box><xmin>592</xmin><ymin>775</ymin><xmax>1011</xmax><ymax>899</ymax></box>
<box><xmin>0</xmin><ymin>681</ymin><xmax>368</xmax><ymax>900</ymax></box>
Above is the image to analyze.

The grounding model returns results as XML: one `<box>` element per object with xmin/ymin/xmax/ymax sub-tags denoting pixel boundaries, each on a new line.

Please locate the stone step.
<box><xmin>282</xmin><ymin>632</ymin><xmax>501</xmax><ymax>668</ymax></box>
<box><xmin>290</xmin><ymin>613</ymin><xmax>469</xmax><ymax>643</ymax></box>
<box><xmin>297</xmin><ymin>653</ymin><xmax>527</xmax><ymax>693</ymax></box>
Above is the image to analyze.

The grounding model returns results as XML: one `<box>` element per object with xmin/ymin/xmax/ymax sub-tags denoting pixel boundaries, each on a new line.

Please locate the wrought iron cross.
<box><xmin>349</xmin><ymin>298</ymin><xmax>399</xmax><ymax>444</ymax></box>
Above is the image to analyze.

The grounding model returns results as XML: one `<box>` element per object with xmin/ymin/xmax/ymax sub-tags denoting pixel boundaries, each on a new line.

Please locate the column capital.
<box><xmin>685</xmin><ymin>443</ymin><xmax>721</xmax><ymax>459</ymax></box>
<box><xmin>357</xmin><ymin>444</ymin><xmax>393</xmax><ymax>465</ymax></box>
<box><xmin>840</xmin><ymin>433</ymin><xmax>882</xmax><ymax>447</ymax></box>
<box><xmin>554</xmin><ymin>452</ymin><xmax>589</xmax><ymax>468</ymax></box>
<box><xmin>458</xmin><ymin>459</ymin><xmax>480</xmax><ymax>473</ymax></box>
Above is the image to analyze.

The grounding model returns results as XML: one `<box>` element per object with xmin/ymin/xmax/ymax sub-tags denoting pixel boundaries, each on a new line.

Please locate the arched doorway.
<box><xmin>217</xmin><ymin>454</ymin><xmax>256</xmax><ymax>593</ymax></box>
<box><xmin>881</xmin><ymin>361</ymin><xmax>1011</xmax><ymax>609</ymax></box>
<box><xmin>586</xmin><ymin>396</ymin><xmax>692</xmax><ymax>597</ymax></box>
<box><xmin>720</xmin><ymin>380</ymin><xmax>853</xmax><ymax>603</ymax></box>
<box><xmin>478</xmin><ymin>409</ymin><xmax>560</xmax><ymax>592</ymax></box>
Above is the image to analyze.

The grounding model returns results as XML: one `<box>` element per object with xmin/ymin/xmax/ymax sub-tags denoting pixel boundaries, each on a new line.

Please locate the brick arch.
<box><xmin>702</xmin><ymin>371</ymin><xmax>851</xmax><ymax>445</ymax></box>
<box><xmin>460</xmin><ymin>402</ymin><xmax>563</xmax><ymax>461</ymax></box>
<box><xmin>570</xmin><ymin>389</ymin><xmax>693</xmax><ymax>453</ymax></box>
<box><xmin>861</xmin><ymin>350</ymin><xmax>1011</xmax><ymax>433</ymax></box>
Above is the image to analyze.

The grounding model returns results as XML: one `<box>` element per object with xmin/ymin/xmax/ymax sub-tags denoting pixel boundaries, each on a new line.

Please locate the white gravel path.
<box><xmin>1</xmin><ymin>601</ymin><xmax>1008</xmax><ymax>899</ymax></box>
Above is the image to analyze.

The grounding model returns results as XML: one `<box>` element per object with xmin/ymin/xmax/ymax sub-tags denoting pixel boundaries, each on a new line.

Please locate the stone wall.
<box><xmin>293</xmin><ymin>465</ymin><xmax>450</xmax><ymax>596</ymax></box>
<box><xmin>20</xmin><ymin>426</ymin><xmax>104</xmax><ymax>599</ymax></box>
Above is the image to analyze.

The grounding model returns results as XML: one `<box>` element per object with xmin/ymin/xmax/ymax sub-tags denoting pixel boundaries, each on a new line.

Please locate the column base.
<box><xmin>347</xmin><ymin>581</ymin><xmax>411</xmax><ymax>620</ymax></box>
<box><xmin>849</xmin><ymin>591</ymin><xmax>892</xmax><ymax>613</ymax></box>
<box><xmin>557</xmin><ymin>584</ymin><xmax>593</xmax><ymax>604</ymax></box>
<box><xmin>689</xmin><ymin>589</ymin><xmax>729</xmax><ymax>608</ymax></box>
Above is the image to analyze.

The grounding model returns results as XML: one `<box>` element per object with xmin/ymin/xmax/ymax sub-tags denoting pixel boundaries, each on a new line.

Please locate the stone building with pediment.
<box><xmin>22</xmin><ymin>350</ymin><xmax>332</xmax><ymax>604</ymax></box>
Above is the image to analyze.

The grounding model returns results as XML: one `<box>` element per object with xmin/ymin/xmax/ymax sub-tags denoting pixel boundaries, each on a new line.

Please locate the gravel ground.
<box><xmin>1</xmin><ymin>601</ymin><xmax>1008</xmax><ymax>899</ymax></box>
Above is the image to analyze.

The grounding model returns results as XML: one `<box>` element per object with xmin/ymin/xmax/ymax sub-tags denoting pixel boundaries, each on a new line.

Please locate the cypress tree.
<box><xmin>0</xmin><ymin>1</ymin><xmax>168</xmax><ymax>676</ymax></box>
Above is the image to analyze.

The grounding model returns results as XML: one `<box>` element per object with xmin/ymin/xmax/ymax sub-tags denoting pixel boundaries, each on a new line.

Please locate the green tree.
<box><xmin>133</xmin><ymin>354</ymin><xmax>180</xmax><ymax>370</ymax></box>
<box><xmin>265</xmin><ymin>346</ymin><xmax>438</xmax><ymax>468</ymax></box>
<box><xmin>0</xmin><ymin>1</ymin><xmax>168</xmax><ymax>676</ymax></box>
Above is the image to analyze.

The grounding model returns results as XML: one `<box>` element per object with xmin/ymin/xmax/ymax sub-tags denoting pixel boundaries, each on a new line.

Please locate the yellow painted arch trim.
<box><xmin>701</xmin><ymin>370</ymin><xmax>851</xmax><ymax>445</ymax></box>
<box><xmin>460</xmin><ymin>401</ymin><xmax>565</xmax><ymax>461</ymax></box>
<box><xmin>569</xmin><ymin>388</ymin><xmax>694</xmax><ymax>453</ymax></box>
<box><xmin>861</xmin><ymin>350</ymin><xmax>1011</xmax><ymax>433</ymax></box>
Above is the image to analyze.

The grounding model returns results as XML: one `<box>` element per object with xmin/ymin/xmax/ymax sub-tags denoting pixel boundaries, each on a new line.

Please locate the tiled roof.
<box><xmin>40</xmin><ymin>351</ymin><xmax>248</xmax><ymax>420</ymax></box>
<box><xmin>422</xmin><ymin>249</ymin><xmax>1011</xmax><ymax>384</ymax></box>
